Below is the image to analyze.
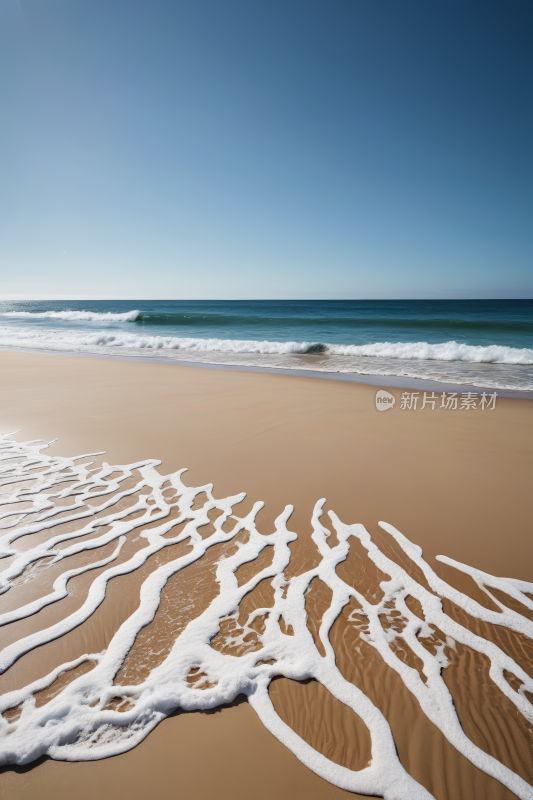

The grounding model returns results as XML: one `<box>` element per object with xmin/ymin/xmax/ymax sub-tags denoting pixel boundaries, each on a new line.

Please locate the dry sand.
<box><xmin>0</xmin><ymin>349</ymin><xmax>532</xmax><ymax>800</ymax></box>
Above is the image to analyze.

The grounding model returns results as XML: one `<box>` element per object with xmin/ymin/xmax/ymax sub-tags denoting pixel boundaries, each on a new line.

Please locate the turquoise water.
<box><xmin>1</xmin><ymin>299</ymin><xmax>532</xmax><ymax>348</ymax></box>
<box><xmin>1</xmin><ymin>300</ymin><xmax>532</xmax><ymax>389</ymax></box>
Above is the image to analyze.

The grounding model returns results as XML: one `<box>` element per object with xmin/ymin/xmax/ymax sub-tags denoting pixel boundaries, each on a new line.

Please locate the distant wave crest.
<box><xmin>0</xmin><ymin>325</ymin><xmax>532</xmax><ymax>364</ymax></box>
<box><xmin>4</xmin><ymin>309</ymin><xmax>533</xmax><ymax>334</ymax></box>
<box><xmin>1</xmin><ymin>310</ymin><xmax>141</xmax><ymax>322</ymax></box>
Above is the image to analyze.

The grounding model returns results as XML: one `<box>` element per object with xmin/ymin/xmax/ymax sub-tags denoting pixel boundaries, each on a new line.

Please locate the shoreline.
<box><xmin>1</xmin><ymin>345</ymin><xmax>532</xmax><ymax>399</ymax></box>
<box><xmin>0</xmin><ymin>348</ymin><xmax>531</xmax><ymax>579</ymax></box>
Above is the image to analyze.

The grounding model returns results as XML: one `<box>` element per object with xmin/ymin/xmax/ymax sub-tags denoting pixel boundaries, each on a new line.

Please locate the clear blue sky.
<box><xmin>0</xmin><ymin>0</ymin><xmax>531</xmax><ymax>299</ymax></box>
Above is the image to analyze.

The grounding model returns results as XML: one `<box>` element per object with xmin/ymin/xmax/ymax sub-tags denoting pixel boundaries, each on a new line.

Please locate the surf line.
<box><xmin>0</xmin><ymin>345</ymin><xmax>531</xmax><ymax>398</ymax></box>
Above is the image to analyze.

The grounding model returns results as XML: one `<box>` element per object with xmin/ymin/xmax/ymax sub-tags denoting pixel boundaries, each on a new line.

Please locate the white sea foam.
<box><xmin>0</xmin><ymin>433</ymin><xmax>532</xmax><ymax>799</ymax></box>
<box><xmin>0</xmin><ymin>324</ymin><xmax>532</xmax><ymax>364</ymax></box>
<box><xmin>0</xmin><ymin>325</ymin><xmax>319</xmax><ymax>354</ymax></box>
<box><xmin>328</xmin><ymin>340</ymin><xmax>533</xmax><ymax>365</ymax></box>
<box><xmin>0</xmin><ymin>310</ymin><xmax>141</xmax><ymax>322</ymax></box>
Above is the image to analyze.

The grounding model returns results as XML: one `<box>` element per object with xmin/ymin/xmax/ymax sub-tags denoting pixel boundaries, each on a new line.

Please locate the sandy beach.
<box><xmin>0</xmin><ymin>349</ymin><xmax>532</xmax><ymax>800</ymax></box>
<box><xmin>3</xmin><ymin>0</ymin><xmax>531</xmax><ymax>794</ymax></box>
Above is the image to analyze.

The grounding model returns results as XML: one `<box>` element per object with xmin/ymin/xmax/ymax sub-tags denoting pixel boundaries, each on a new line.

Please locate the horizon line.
<box><xmin>1</xmin><ymin>297</ymin><xmax>533</xmax><ymax>303</ymax></box>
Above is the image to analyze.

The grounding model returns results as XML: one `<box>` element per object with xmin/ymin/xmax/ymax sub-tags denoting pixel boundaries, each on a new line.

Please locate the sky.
<box><xmin>0</xmin><ymin>0</ymin><xmax>531</xmax><ymax>300</ymax></box>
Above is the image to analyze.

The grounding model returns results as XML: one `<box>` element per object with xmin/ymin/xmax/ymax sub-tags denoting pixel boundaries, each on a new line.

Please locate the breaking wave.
<box><xmin>0</xmin><ymin>325</ymin><xmax>532</xmax><ymax>364</ymax></box>
<box><xmin>3</xmin><ymin>309</ymin><xmax>533</xmax><ymax>335</ymax></box>
<box><xmin>0</xmin><ymin>310</ymin><xmax>141</xmax><ymax>322</ymax></box>
<box><xmin>328</xmin><ymin>340</ymin><xmax>533</xmax><ymax>364</ymax></box>
<box><xmin>0</xmin><ymin>433</ymin><xmax>532</xmax><ymax>799</ymax></box>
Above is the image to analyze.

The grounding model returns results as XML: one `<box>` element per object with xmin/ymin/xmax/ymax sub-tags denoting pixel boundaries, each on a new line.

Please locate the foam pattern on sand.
<box><xmin>0</xmin><ymin>434</ymin><xmax>532</xmax><ymax>800</ymax></box>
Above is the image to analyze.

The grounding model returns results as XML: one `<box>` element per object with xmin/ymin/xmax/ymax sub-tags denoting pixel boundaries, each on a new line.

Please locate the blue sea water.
<box><xmin>1</xmin><ymin>299</ymin><xmax>532</xmax><ymax>390</ymax></box>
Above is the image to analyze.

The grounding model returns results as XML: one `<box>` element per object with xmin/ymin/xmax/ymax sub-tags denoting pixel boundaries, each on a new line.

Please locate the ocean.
<box><xmin>1</xmin><ymin>299</ymin><xmax>533</xmax><ymax>391</ymax></box>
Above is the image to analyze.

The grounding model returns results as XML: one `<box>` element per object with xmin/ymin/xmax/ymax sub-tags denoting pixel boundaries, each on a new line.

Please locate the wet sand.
<box><xmin>0</xmin><ymin>349</ymin><xmax>532</xmax><ymax>799</ymax></box>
